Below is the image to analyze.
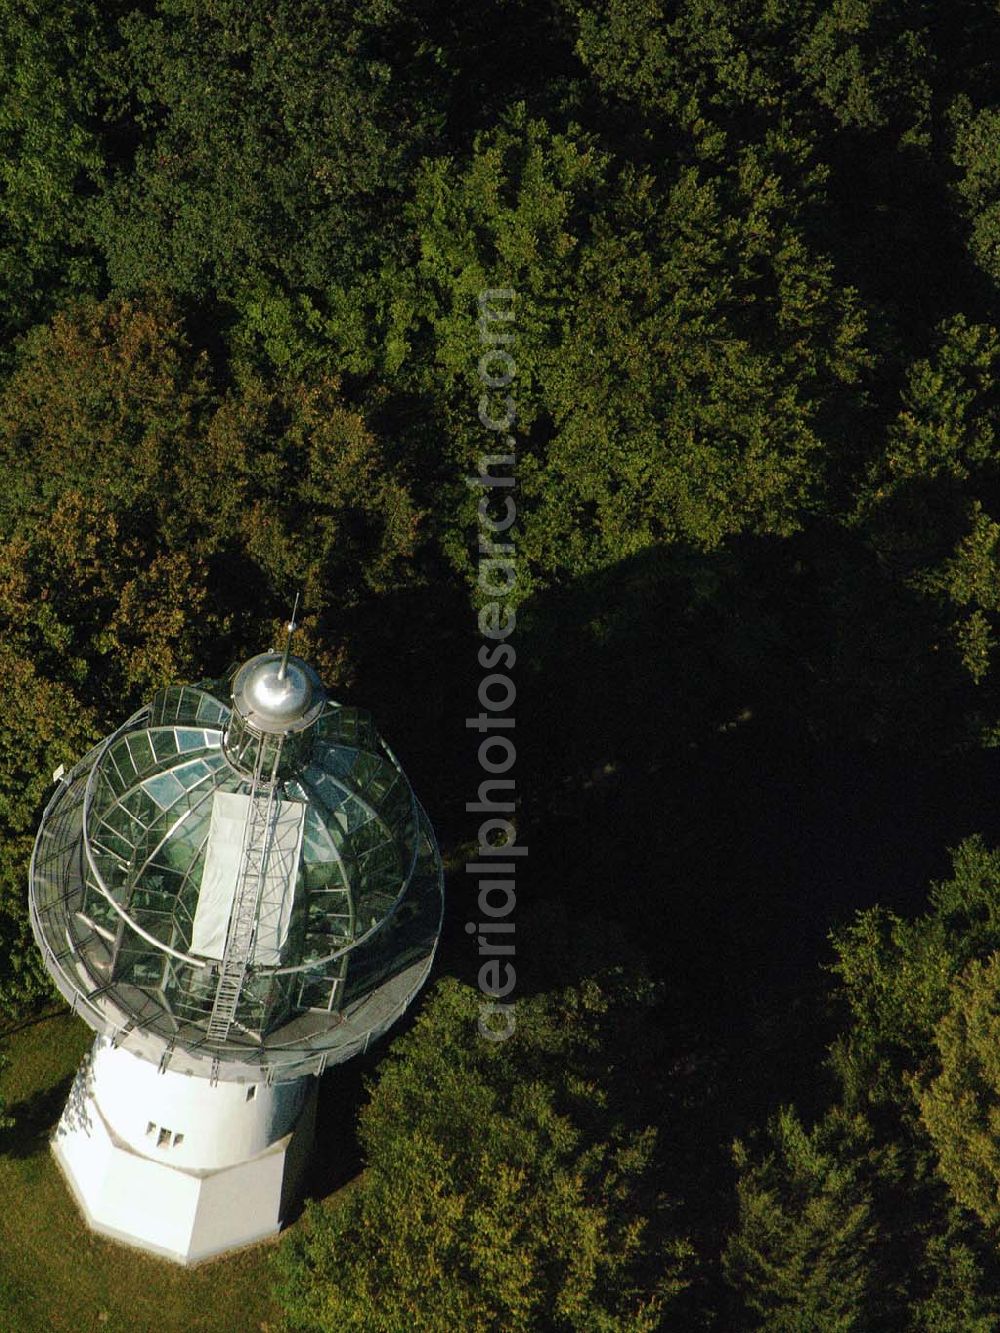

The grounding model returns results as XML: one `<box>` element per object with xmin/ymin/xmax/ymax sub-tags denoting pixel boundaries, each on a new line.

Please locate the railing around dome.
<box><xmin>31</xmin><ymin>677</ymin><xmax>443</xmax><ymax>1066</ymax></box>
<box><xmin>31</xmin><ymin>753</ymin><xmax>445</xmax><ymax>1081</ymax></box>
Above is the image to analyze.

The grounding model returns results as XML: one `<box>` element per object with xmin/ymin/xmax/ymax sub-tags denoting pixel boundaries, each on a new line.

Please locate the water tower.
<box><xmin>28</xmin><ymin>631</ymin><xmax>443</xmax><ymax>1263</ymax></box>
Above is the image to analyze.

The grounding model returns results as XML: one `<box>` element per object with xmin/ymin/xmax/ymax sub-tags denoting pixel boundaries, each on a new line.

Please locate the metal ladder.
<box><xmin>206</xmin><ymin>737</ymin><xmax>284</xmax><ymax>1042</ymax></box>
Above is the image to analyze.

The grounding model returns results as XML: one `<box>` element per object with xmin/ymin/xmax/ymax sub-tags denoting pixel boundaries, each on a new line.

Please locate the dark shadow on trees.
<box><xmin>340</xmin><ymin>521</ymin><xmax>1000</xmax><ymax>1312</ymax></box>
<box><xmin>349</xmin><ymin>517</ymin><xmax>1000</xmax><ymax>1061</ymax></box>
<box><xmin>503</xmin><ymin>525</ymin><xmax>1000</xmax><ymax>1294</ymax></box>
<box><xmin>295</xmin><ymin>1053</ymin><xmax>374</xmax><ymax>1213</ymax></box>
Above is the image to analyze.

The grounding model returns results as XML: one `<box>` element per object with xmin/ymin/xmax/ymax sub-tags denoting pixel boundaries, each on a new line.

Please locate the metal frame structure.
<box><xmin>30</xmin><ymin>673</ymin><xmax>444</xmax><ymax>1084</ymax></box>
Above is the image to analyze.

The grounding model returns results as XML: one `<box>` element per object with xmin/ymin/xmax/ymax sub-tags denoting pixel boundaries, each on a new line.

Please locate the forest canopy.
<box><xmin>5</xmin><ymin>0</ymin><xmax>1000</xmax><ymax>1328</ymax></box>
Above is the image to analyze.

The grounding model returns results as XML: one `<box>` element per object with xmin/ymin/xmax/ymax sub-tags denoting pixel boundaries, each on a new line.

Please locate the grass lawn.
<box><xmin>0</xmin><ymin>1011</ymin><xmax>285</xmax><ymax>1332</ymax></box>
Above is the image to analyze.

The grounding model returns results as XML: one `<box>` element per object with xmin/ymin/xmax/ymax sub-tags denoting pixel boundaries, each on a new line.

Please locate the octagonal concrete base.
<box><xmin>51</xmin><ymin>1042</ymin><xmax>316</xmax><ymax>1265</ymax></box>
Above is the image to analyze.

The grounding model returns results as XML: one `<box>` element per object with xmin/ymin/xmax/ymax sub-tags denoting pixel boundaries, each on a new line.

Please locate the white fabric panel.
<box><xmin>191</xmin><ymin>792</ymin><xmax>305</xmax><ymax>963</ymax></box>
<box><xmin>191</xmin><ymin>795</ymin><xmax>245</xmax><ymax>960</ymax></box>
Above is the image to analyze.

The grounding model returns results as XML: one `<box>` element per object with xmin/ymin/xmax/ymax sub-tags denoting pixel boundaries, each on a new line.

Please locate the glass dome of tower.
<box><xmin>29</xmin><ymin>655</ymin><xmax>443</xmax><ymax>1083</ymax></box>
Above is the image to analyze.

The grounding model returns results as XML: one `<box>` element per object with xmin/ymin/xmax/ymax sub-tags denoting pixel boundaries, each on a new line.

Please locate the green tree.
<box><xmin>829</xmin><ymin>836</ymin><xmax>1000</xmax><ymax>1109</ymax></box>
<box><xmin>726</xmin><ymin>835</ymin><xmax>1000</xmax><ymax>1329</ymax></box>
<box><xmin>0</xmin><ymin>0</ymin><xmax>123</xmax><ymax>350</ymax></box>
<box><xmin>907</xmin><ymin>1225</ymin><xmax>997</xmax><ymax>1333</ymax></box>
<box><xmin>404</xmin><ymin>105</ymin><xmax>868</xmax><ymax>600</ymax></box>
<box><xmin>0</xmin><ymin>296</ymin><xmax>422</xmax><ymax>707</ymax></box>
<box><xmin>273</xmin><ymin>975</ymin><xmax>692</xmax><ymax>1332</ymax></box>
<box><xmin>951</xmin><ymin>96</ymin><xmax>1000</xmax><ymax>288</ymax></box>
<box><xmin>0</xmin><ymin>644</ymin><xmax>97</xmax><ymax>1012</ymax></box>
<box><xmin>724</xmin><ymin>1105</ymin><xmax>898</xmax><ymax>1332</ymax></box>
<box><xmin>855</xmin><ymin>316</ymin><xmax>1000</xmax><ymax>685</ymax></box>
<box><xmin>563</xmin><ymin>0</ymin><xmax>932</xmax><ymax>138</ymax></box>
<box><xmin>92</xmin><ymin>0</ymin><xmax>450</xmax><ymax>377</ymax></box>
<box><xmin>914</xmin><ymin>951</ymin><xmax>1000</xmax><ymax>1230</ymax></box>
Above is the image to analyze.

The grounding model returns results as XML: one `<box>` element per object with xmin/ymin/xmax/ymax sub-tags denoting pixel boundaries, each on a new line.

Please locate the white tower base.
<box><xmin>51</xmin><ymin>1037</ymin><xmax>316</xmax><ymax>1265</ymax></box>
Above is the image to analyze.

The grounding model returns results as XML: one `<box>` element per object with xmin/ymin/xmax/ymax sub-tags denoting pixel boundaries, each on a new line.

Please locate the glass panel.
<box><xmin>328</xmin><ymin>794</ymin><xmax>368</xmax><ymax>834</ymax></box>
<box><xmin>351</xmin><ymin>820</ymin><xmax>391</xmax><ymax>855</ymax></box>
<box><xmin>102</xmin><ymin>749</ymin><xmax>129</xmax><ymax>796</ymax></box>
<box><xmin>126</xmin><ymin>732</ymin><xmax>155</xmax><ymax>775</ymax></box>
<box><xmin>142</xmin><ymin>771</ymin><xmax>187</xmax><ymax>810</ymax></box>
<box><xmin>298</xmin><ymin>971</ymin><xmax>337</xmax><ymax>1010</ymax></box>
<box><xmin>303</xmin><ymin>860</ymin><xmax>348</xmax><ymax>891</ymax></box>
<box><xmin>110</xmin><ymin>740</ymin><xmax>137</xmax><ymax>786</ymax></box>
<box><xmin>196</xmin><ymin>692</ymin><xmax>228</xmax><ymax>724</ymax></box>
<box><xmin>172</xmin><ymin>757</ymin><xmax>212</xmax><ymax>789</ymax></box>
<box><xmin>151</xmin><ymin>730</ymin><xmax>179</xmax><ymax>764</ymax></box>
<box><xmin>322</xmin><ymin>747</ymin><xmax>358</xmax><ymax>781</ymax></box>
<box><xmin>95</xmin><ymin>826</ymin><xmax>134</xmax><ymax>860</ymax></box>
<box><xmin>301</xmin><ymin>806</ymin><xmax>338</xmax><ymax>858</ymax></box>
